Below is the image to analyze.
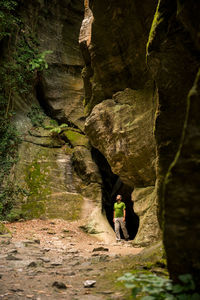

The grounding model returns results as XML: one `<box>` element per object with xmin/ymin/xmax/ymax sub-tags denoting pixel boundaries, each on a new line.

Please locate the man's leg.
<box><xmin>119</xmin><ymin>218</ymin><xmax>129</xmax><ymax>240</ymax></box>
<box><xmin>114</xmin><ymin>218</ymin><xmax>121</xmax><ymax>241</ymax></box>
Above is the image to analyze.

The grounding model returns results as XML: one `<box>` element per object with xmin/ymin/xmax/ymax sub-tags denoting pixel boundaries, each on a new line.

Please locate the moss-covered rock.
<box><xmin>13</xmin><ymin>141</ymin><xmax>84</xmax><ymax>221</ymax></box>
<box><xmin>63</xmin><ymin>130</ymin><xmax>89</xmax><ymax>148</ymax></box>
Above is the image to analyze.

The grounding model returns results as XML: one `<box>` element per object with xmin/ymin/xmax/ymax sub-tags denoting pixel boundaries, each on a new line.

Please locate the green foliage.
<box><xmin>0</xmin><ymin>0</ymin><xmax>52</xmax><ymax>219</ymax></box>
<box><xmin>0</xmin><ymin>0</ymin><xmax>18</xmax><ymax>40</ymax></box>
<box><xmin>27</xmin><ymin>104</ymin><xmax>45</xmax><ymax>127</ymax></box>
<box><xmin>118</xmin><ymin>273</ymin><xmax>200</xmax><ymax>300</ymax></box>
<box><xmin>29</xmin><ymin>50</ymin><xmax>53</xmax><ymax>71</ymax></box>
<box><xmin>6</xmin><ymin>208</ymin><xmax>23</xmax><ymax>222</ymax></box>
<box><xmin>0</xmin><ymin>182</ymin><xmax>29</xmax><ymax>220</ymax></box>
<box><xmin>45</xmin><ymin>123</ymin><xmax>68</xmax><ymax>135</ymax></box>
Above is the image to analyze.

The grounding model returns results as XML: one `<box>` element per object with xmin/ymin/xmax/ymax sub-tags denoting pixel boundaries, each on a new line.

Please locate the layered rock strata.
<box><xmin>9</xmin><ymin>0</ymin><xmax>115</xmax><ymax>242</ymax></box>
<box><xmin>81</xmin><ymin>0</ymin><xmax>160</xmax><ymax>245</ymax></box>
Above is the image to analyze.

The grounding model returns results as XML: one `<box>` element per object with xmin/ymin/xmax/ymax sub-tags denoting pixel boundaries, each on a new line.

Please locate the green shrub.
<box><xmin>118</xmin><ymin>273</ymin><xmax>200</xmax><ymax>300</ymax></box>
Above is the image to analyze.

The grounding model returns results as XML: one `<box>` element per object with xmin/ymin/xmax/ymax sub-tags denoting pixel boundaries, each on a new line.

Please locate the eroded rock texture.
<box><xmin>147</xmin><ymin>0</ymin><xmax>200</xmax><ymax>285</ymax></box>
<box><xmin>36</xmin><ymin>0</ymin><xmax>85</xmax><ymax>130</ymax></box>
<box><xmin>131</xmin><ymin>187</ymin><xmax>160</xmax><ymax>247</ymax></box>
<box><xmin>13</xmin><ymin>0</ymin><xmax>85</xmax><ymax>130</ymax></box>
<box><xmin>85</xmin><ymin>88</ymin><xmax>156</xmax><ymax>188</ymax></box>
<box><xmin>7</xmin><ymin>0</ymin><xmax>115</xmax><ymax>242</ymax></box>
<box><xmin>82</xmin><ymin>0</ymin><xmax>157</xmax><ymax>112</ymax></box>
<box><xmin>81</xmin><ymin>0</ymin><xmax>159</xmax><ymax>245</ymax></box>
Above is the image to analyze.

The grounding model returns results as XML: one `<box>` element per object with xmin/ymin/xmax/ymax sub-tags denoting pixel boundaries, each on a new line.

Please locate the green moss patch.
<box><xmin>63</xmin><ymin>130</ymin><xmax>89</xmax><ymax>148</ymax></box>
<box><xmin>22</xmin><ymin>154</ymin><xmax>51</xmax><ymax>219</ymax></box>
<box><xmin>46</xmin><ymin>193</ymin><xmax>83</xmax><ymax>221</ymax></box>
<box><xmin>146</xmin><ymin>0</ymin><xmax>163</xmax><ymax>57</ymax></box>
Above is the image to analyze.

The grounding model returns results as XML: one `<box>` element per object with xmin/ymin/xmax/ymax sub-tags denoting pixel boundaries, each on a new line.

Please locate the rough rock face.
<box><xmin>7</xmin><ymin>0</ymin><xmax>115</xmax><ymax>242</ymax></box>
<box><xmin>164</xmin><ymin>70</ymin><xmax>200</xmax><ymax>286</ymax></box>
<box><xmin>36</xmin><ymin>0</ymin><xmax>85</xmax><ymax>130</ymax></box>
<box><xmin>79</xmin><ymin>1</ymin><xmax>93</xmax><ymax>46</ymax></box>
<box><xmin>147</xmin><ymin>0</ymin><xmax>200</xmax><ymax>284</ymax></box>
<box><xmin>85</xmin><ymin>87</ymin><xmax>156</xmax><ymax>188</ymax></box>
<box><xmin>12</xmin><ymin>0</ymin><xmax>85</xmax><ymax>130</ymax></box>
<box><xmin>14</xmin><ymin>139</ymin><xmax>83</xmax><ymax>221</ymax></box>
<box><xmin>147</xmin><ymin>0</ymin><xmax>199</xmax><ymax>224</ymax></box>
<box><xmin>13</xmin><ymin>119</ymin><xmax>115</xmax><ymax>241</ymax></box>
<box><xmin>132</xmin><ymin>187</ymin><xmax>161</xmax><ymax>246</ymax></box>
<box><xmin>82</xmin><ymin>0</ymin><xmax>157</xmax><ymax>112</ymax></box>
<box><xmin>81</xmin><ymin>0</ymin><xmax>159</xmax><ymax>245</ymax></box>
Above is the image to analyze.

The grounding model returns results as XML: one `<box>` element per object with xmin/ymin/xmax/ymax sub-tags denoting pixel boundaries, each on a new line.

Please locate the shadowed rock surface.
<box><xmin>147</xmin><ymin>0</ymin><xmax>200</xmax><ymax>285</ymax></box>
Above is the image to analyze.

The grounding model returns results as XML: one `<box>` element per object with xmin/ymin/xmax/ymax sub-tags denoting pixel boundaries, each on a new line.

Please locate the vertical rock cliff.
<box><xmin>80</xmin><ymin>0</ymin><xmax>200</xmax><ymax>285</ymax></box>
<box><xmin>80</xmin><ymin>0</ymin><xmax>160</xmax><ymax>246</ymax></box>
<box><xmin>147</xmin><ymin>0</ymin><xmax>200</xmax><ymax>286</ymax></box>
<box><xmin>1</xmin><ymin>0</ymin><xmax>115</xmax><ymax>242</ymax></box>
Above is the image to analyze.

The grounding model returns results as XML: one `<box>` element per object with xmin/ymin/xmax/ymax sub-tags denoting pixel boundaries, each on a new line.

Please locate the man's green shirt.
<box><xmin>114</xmin><ymin>201</ymin><xmax>126</xmax><ymax>218</ymax></box>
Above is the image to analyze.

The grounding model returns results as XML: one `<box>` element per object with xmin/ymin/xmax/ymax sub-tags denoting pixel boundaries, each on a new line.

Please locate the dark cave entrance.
<box><xmin>91</xmin><ymin>148</ymin><xmax>139</xmax><ymax>240</ymax></box>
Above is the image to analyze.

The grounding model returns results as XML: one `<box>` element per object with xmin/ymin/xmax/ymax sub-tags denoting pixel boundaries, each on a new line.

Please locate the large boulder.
<box><xmin>85</xmin><ymin>88</ymin><xmax>156</xmax><ymax>188</ymax></box>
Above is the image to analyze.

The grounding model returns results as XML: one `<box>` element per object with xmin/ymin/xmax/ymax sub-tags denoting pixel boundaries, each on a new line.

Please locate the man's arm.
<box><xmin>123</xmin><ymin>208</ymin><xmax>126</xmax><ymax>222</ymax></box>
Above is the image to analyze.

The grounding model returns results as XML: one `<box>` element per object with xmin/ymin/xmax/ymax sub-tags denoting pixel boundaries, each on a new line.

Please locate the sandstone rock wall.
<box><xmin>147</xmin><ymin>0</ymin><xmax>200</xmax><ymax>285</ymax></box>
<box><xmin>81</xmin><ymin>0</ymin><xmax>160</xmax><ymax>246</ymax></box>
<box><xmin>6</xmin><ymin>0</ymin><xmax>115</xmax><ymax>241</ymax></box>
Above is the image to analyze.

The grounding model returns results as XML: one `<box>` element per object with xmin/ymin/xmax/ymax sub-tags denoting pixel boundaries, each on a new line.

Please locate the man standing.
<box><xmin>113</xmin><ymin>195</ymin><xmax>129</xmax><ymax>241</ymax></box>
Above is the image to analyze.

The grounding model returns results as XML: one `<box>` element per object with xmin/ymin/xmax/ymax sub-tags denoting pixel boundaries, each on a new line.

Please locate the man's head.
<box><xmin>116</xmin><ymin>195</ymin><xmax>122</xmax><ymax>202</ymax></box>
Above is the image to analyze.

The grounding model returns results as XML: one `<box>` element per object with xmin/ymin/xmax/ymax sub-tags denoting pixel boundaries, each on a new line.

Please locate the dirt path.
<box><xmin>0</xmin><ymin>219</ymin><xmax>143</xmax><ymax>300</ymax></box>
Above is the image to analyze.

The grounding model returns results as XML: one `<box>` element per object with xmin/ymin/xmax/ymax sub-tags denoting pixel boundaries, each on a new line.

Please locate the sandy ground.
<box><xmin>0</xmin><ymin>219</ymin><xmax>143</xmax><ymax>300</ymax></box>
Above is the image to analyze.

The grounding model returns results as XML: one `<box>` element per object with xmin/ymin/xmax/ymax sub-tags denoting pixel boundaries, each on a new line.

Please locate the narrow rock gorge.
<box><xmin>0</xmin><ymin>0</ymin><xmax>200</xmax><ymax>291</ymax></box>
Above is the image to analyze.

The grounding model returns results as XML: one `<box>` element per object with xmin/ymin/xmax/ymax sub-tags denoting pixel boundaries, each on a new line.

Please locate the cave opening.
<box><xmin>91</xmin><ymin>148</ymin><xmax>139</xmax><ymax>240</ymax></box>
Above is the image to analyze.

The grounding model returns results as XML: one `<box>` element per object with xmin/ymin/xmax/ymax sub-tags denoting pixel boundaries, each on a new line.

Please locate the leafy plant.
<box><xmin>45</xmin><ymin>123</ymin><xmax>68</xmax><ymax>135</ymax></box>
<box><xmin>29</xmin><ymin>50</ymin><xmax>53</xmax><ymax>71</ymax></box>
<box><xmin>0</xmin><ymin>0</ymin><xmax>18</xmax><ymax>40</ymax></box>
<box><xmin>118</xmin><ymin>273</ymin><xmax>200</xmax><ymax>300</ymax></box>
